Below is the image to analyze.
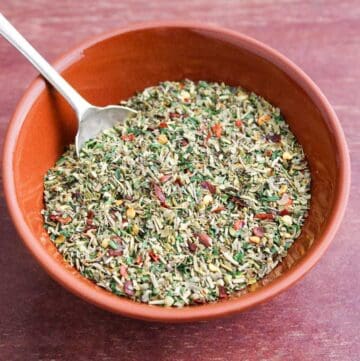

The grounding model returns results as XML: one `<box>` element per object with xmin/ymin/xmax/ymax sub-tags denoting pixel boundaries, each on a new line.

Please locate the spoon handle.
<box><xmin>0</xmin><ymin>12</ymin><xmax>90</xmax><ymax>118</ymax></box>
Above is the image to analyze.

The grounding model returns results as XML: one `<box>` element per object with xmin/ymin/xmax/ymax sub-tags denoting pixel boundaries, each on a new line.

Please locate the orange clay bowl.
<box><xmin>3</xmin><ymin>23</ymin><xmax>350</xmax><ymax>322</ymax></box>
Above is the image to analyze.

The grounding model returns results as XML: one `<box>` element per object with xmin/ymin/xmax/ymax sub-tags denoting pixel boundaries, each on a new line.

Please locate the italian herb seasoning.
<box><xmin>42</xmin><ymin>80</ymin><xmax>311</xmax><ymax>307</ymax></box>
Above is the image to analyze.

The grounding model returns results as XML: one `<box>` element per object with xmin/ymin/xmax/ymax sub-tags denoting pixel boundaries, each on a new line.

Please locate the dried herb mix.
<box><xmin>43</xmin><ymin>80</ymin><xmax>311</xmax><ymax>307</ymax></box>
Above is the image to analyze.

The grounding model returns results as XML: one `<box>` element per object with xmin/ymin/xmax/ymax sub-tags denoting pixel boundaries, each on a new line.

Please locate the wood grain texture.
<box><xmin>0</xmin><ymin>1</ymin><xmax>359</xmax><ymax>360</ymax></box>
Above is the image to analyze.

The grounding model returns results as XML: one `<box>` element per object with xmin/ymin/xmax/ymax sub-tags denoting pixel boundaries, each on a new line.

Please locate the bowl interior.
<box><xmin>9</xmin><ymin>25</ymin><xmax>340</xmax><ymax>320</ymax></box>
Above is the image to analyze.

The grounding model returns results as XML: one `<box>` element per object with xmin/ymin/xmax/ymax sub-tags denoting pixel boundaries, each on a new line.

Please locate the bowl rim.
<box><xmin>2</xmin><ymin>21</ymin><xmax>351</xmax><ymax>322</ymax></box>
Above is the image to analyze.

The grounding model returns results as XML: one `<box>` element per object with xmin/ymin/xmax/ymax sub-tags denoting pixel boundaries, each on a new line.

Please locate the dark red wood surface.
<box><xmin>0</xmin><ymin>1</ymin><xmax>359</xmax><ymax>360</ymax></box>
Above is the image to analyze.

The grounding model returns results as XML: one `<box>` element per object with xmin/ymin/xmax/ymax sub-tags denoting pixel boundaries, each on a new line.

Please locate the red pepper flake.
<box><xmin>153</xmin><ymin>183</ymin><xmax>169</xmax><ymax>208</ymax></box>
<box><xmin>49</xmin><ymin>214</ymin><xmax>72</xmax><ymax>224</ymax></box>
<box><xmin>264</xmin><ymin>149</ymin><xmax>273</xmax><ymax>157</ymax></box>
<box><xmin>153</xmin><ymin>183</ymin><xmax>166</xmax><ymax>203</ymax></box>
<box><xmin>121</xmin><ymin>133</ymin><xmax>135</xmax><ymax>141</ymax></box>
<box><xmin>279</xmin><ymin>209</ymin><xmax>291</xmax><ymax>216</ymax></box>
<box><xmin>158</xmin><ymin>122</ymin><xmax>168</xmax><ymax>128</ymax></box>
<box><xmin>218</xmin><ymin>286</ymin><xmax>228</xmax><ymax>299</ymax></box>
<box><xmin>111</xmin><ymin>236</ymin><xmax>123</xmax><ymax>244</ymax></box>
<box><xmin>193</xmin><ymin>298</ymin><xmax>206</xmax><ymax>305</ymax></box>
<box><xmin>180</xmin><ymin>138</ymin><xmax>189</xmax><ymax>147</ymax></box>
<box><xmin>255</xmin><ymin>213</ymin><xmax>275</xmax><ymax>220</ymax></box>
<box><xmin>169</xmin><ymin>112</ymin><xmax>180</xmax><ymax>118</ymax></box>
<box><xmin>108</xmin><ymin>249</ymin><xmax>123</xmax><ymax>257</ymax></box>
<box><xmin>49</xmin><ymin>214</ymin><xmax>59</xmax><ymax>221</ymax></box>
<box><xmin>84</xmin><ymin>224</ymin><xmax>97</xmax><ymax>232</ymax></box>
<box><xmin>188</xmin><ymin>241</ymin><xmax>198</xmax><ymax>253</ymax></box>
<box><xmin>211</xmin><ymin>205</ymin><xmax>225</xmax><ymax>213</ymax></box>
<box><xmin>120</xmin><ymin>265</ymin><xmax>128</xmax><ymax>278</ymax></box>
<box><xmin>253</xmin><ymin>226</ymin><xmax>265</xmax><ymax>237</ymax></box>
<box><xmin>233</xmin><ymin>219</ymin><xmax>245</xmax><ymax>231</ymax></box>
<box><xmin>204</xmin><ymin>132</ymin><xmax>212</xmax><ymax>144</ymax></box>
<box><xmin>174</xmin><ymin>178</ymin><xmax>183</xmax><ymax>187</ymax></box>
<box><xmin>194</xmin><ymin>233</ymin><xmax>212</xmax><ymax>248</ymax></box>
<box><xmin>230</xmin><ymin>196</ymin><xmax>247</xmax><ymax>208</ymax></box>
<box><xmin>235</xmin><ymin>119</ymin><xmax>243</xmax><ymax>127</ymax></box>
<box><xmin>200</xmin><ymin>181</ymin><xmax>216</xmax><ymax>194</ymax></box>
<box><xmin>159</xmin><ymin>174</ymin><xmax>172</xmax><ymax>183</ymax></box>
<box><xmin>109</xmin><ymin>208</ymin><xmax>118</xmax><ymax>221</ymax></box>
<box><xmin>84</xmin><ymin>214</ymin><xmax>97</xmax><ymax>231</ymax></box>
<box><xmin>72</xmin><ymin>191</ymin><xmax>81</xmax><ymax>200</ymax></box>
<box><xmin>211</xmin><ymin>123</ymin><xmax>223</xmax><ymax>138</ymax></box>
<box><xmin>278</xmin><ymin>193</ymin><xmax>294</xmax><ymax>207</ymax></box>
<box><xmin>266</xmin><ymin>134</ymin><xmax>281</xmax><ymax>143</ymax></box>
<box><xmin>86</xmin><ymin>210</ymin><xmax>96</xmax><ymax>227</ymax></box>
<box><xmin>108</xmin><ymin>236</ymin><xmax>123</xmax><ymax>256</ymax></box>
<box><xmin>149</xmin><ymin>250</ymin><xmax>160</xmax><ymax>262</ymax></box>
<box><xmin>135</xmin><ymin>255</ymin><xmax>143</xmax><ymax>265</ymax></box>
<box><xmin>124</xmin><ymin>280</ymin><xmax>135</xmax><ymax>296</ymax></box>
<box><xmin>61</xmin><ymin>216</ymin><xmax>72</xmax><ymax>224</ymax></box>
<box><xmin>84</xmin><ymin>214</ymin><xmax>97</xmax><ymax>228</ymax></box>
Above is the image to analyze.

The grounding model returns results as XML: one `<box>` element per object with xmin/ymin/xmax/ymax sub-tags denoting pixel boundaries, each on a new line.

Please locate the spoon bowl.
<box><xmin>75</xmin><ymin>105</ymin><xmax>136</xmax><ymax>154</ymax></box>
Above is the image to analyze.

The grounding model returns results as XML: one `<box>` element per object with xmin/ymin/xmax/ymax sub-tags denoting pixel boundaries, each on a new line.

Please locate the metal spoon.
<box><xmin>0</xmin><ymin>13</ymin><xmax>136</xmax><ymax>155</ymax></box>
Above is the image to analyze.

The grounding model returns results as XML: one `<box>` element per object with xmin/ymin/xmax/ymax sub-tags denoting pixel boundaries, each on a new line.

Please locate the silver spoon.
<box><xmin>0</xmin><ymin>13</ymin><xmax>136</xmax><ymax>155</ymax></box>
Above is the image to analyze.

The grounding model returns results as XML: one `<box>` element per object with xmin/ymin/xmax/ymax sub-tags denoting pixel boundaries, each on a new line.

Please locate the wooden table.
<box><xmin>0</xmin><ymin>1</ymin><xmax>359</xmax><ymax>360</ymax></box>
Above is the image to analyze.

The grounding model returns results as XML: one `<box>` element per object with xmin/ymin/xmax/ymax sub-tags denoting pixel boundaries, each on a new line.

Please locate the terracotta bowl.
<box><xmin>3</xmin><ymin>23</ymin><xmax>350</xmax><ymax>322</ymax></box>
